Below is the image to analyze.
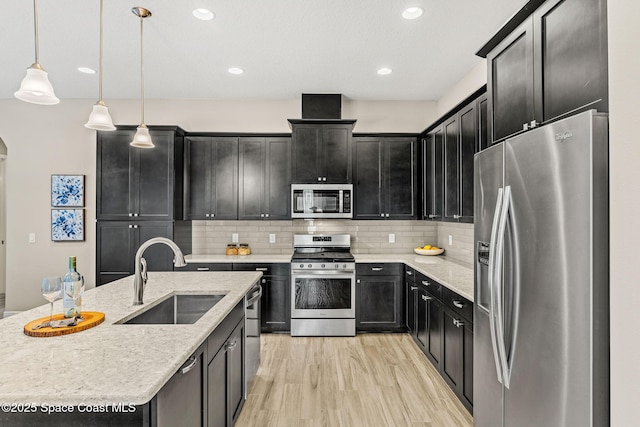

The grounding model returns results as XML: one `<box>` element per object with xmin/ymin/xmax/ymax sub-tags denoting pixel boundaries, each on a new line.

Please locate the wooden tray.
<box><xmin>23</xmin><ymin>312</ymin><xmax>105</xmax><ymax>337</ymax></box>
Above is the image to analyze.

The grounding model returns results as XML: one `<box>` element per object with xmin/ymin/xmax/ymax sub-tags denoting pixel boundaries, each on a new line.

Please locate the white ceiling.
<box><xmin>0</xmin><ymin>0</ymin><xmax>520</xmax><ymax>102</ymax></box>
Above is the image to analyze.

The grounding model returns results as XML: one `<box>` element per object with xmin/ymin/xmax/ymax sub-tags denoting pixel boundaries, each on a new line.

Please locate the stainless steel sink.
<box><xmin>119</xmin><ymin>294</ymin><xmax>226</xmax><ymax>325</ymax></box>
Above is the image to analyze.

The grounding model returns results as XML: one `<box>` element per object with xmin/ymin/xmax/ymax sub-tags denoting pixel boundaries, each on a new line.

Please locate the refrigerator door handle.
<box><xmin>487</xmin><ymin>187</ymin><xmax>505</xmax><ymax>385</ymax></box>
<box><xmin>495</xmin><ymin>185</ymin><xmax>512</xmax><ymax>389</ymax></box>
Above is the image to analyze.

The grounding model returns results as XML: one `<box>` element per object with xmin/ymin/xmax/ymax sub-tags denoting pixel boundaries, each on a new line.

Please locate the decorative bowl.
<box><xmin>414</xmin><ymin>248</ymin><xmax>444</xmax><ymax>256</ymax></box>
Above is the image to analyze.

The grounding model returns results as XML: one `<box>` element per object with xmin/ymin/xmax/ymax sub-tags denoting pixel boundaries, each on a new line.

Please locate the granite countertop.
<box><xmin>353</xmin><ymin>254</ymin><xmax>474</xmax><ymax>301</ymax></box>
<box><xmin>186</xmin><ymin>254</ymin><xmax>293</xmax><ymax>263</ymax></box>
<box><xmin>0</xmin><ymin>271</ymin><xmax>261</xmax><ymax>406</ymax></box>
<box><xmin>185</xmin><ymin>252</ymin><xmax>473</xmax><ymax>302</ymax></box>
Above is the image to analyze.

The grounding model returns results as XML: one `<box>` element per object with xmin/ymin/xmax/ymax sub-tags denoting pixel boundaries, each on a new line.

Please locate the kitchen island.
<box><xmin>0</xmin><ymin>271</ymin><xmax>261</xmax><ymax>425</ymax></box>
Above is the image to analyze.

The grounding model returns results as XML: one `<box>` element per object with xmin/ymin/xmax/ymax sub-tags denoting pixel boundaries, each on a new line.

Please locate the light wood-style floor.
<box><xmin>236</xmin><ymin>333</ymin><xmax>473</xmax><ymax>427</ymax></box>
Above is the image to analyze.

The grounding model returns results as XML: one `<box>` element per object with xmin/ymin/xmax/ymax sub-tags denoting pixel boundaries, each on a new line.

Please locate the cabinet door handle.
<box><xmin>255</xmin><ymin>267</ymin><xmax>268</xmax><ymax>271</ymax></box>
<box><xmin>261</xmin><ymin>278</ymin><xmax>266</xmax><ymax>284</ymax></box>
<box><xmin>422</xmin><ymin>295</ymin><xmax>432</xmax><ymax>301</ymax></box>
<box><xmin>205</xmin><ymin>214</ymin><xmax>210</xmax><ymax>218</ymax></box>
<box><xmin>453</xmin><ymin>300</ymin><xmax>464</xmax><ymax>309</ymax></box>
<box><xmin>421</xmin><ymin>280</ymin><xmax>430</xmax><ymax>286</ymax></box>
<box><xmin>128</xmin><ymin>213</ymin><xmax>133</xmax><ymax>217</ymax></box>
<box><xmin>211</xmin><ymin>213</ymin><xmax>215</xmax><ymax>218</ymax></box>
<box><xmin>225</xmin><ymin>339</ymin><xmax>237</xmax><ymax>351</ymax></box>
<box><xmin>322</xmin><ymin>177</ymin><xmax>327</xmax><ymax>181</ymax></box>
<box><xmin>196</xmin><ymin>267</ymin><xmax>210</xmax><ymax>271</ymax></box>
<box><xmin>371</xmin><ymin>267</ymin><xmax>383</xmax><ymax>271</ymax></box>
<box><xmin>260</xmin><ymin>213</ymin><xmax>265</xmax><ymax>217</ymax></box>
<box><xmin>181</xmin><ymin>356</ymin><xmax>198</xmax><ymax>374</ymax></box>
<box><xmin>410</xmin><ymin>286</ymin><xmax>418</xmax><ymax>291</ymax></box>
<box><xmin>385</xmin><ymin>213</ymin><xmax>389</xmax><ymax>218</ymax></box>
<box><xmin>265</xmin><ymin>213</ymin><xmax>269</xmax><ymax>218</ymax></box>
<box><xmin>129</xmin><ymin>224</ymin><xmax>138</xmax><ymax>229</ymax></box>
<box><xmin>406</xmin><ymin>271</ymin><xmax>413</xmax><ymax>276</ymax></box>
<box><xmin>530</xmin><ymin>120</ymin><xmax>538</xmax><ymax>128</ymax></box>
<box><xmin>133</xmin><ymin>213</ymin><xmax>139</xmax><ymax>217</ymax></box>
<box><xmin>317</xmin><ymin>177</ymin><xmax>322</xmax><ymax>182</ymax></box>
<box><xmin>453</xmin><ymin>319</ymin><xmax>464</xmax><ymax>328</ymax></box>
<box><xmin>453</xmin><ymin>214</ymin><xmax>460</xmax><ymax>219</ymax></box>
<box><xmin>380</xmin><ymin>213</ymin><xmax>385</xmax><ymax>217</ymax></box>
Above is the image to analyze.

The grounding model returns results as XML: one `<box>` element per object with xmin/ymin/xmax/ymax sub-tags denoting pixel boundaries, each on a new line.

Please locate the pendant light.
<box><xmin>15</xmin><ymin>0</ymin><xmax>59</xmax><ymax>105</ymax></box>
<box><xmin>130</xmin><ymin>7</ymin><xmax>154</xmax><ymax>148</ymax></box>
<box><xmin>85</xmin><ymin>0</ymin><xmax>115</xmax><ymax>131</ymax></box>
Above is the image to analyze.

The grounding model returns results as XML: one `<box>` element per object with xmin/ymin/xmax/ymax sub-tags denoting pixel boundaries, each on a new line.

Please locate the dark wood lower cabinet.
<box><xmin>356</xmin><ymin>264</ymin><xmax>405</xmax><ymax>332</ymax></box>
<box><xmin>406</xmin><ymin>271</ymin><xmax>472</xmax><ymax>413</ymax></box>
<box><xmin>207</xmin><ymin>320</ymin><xmax>244</xmax><ymax>427</ymax></box>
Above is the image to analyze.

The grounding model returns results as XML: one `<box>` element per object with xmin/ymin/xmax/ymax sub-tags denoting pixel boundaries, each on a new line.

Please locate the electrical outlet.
<box><xmin>269</xmin><ymin>234</ymin><xmax>276</xmax><ymax>243</ymax></box>
<box><xmin>448</xmin><ymin>235</ymin><xmax>453</xmax><ymax>245</ymax></box>
<box><xmin>28</xmin><ymin>233</ymin><xmax>36</xmax><ymax>243</ymax></box>
<box><xmin>389</xmin><ymin>233</ymin><xmax>396</xmax><ymax>243</ymax></box>
<box><xmin>232</xmin><ymin>233</ymin><xmax>239</xmax><ymax>243</ymax></box>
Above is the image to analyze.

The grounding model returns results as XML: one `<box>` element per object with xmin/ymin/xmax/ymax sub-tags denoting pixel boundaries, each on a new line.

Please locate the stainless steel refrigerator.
<box><xmin>473</xmin><ymin>110</ymin><xmax>609</xmax><ymax>427</ymax></box>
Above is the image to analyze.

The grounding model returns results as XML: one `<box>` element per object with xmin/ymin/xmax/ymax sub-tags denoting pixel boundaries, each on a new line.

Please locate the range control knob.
<box><xmin>342</xmin><ymin>264</ymin><xmax>347</xmax><ymax>269</ymax></box>
<box><xmin>299</xmin><ymin>264</ymin><xmax>304</xmax><ymax>268</ymax></box>
<box><xmin>308</xmin><ymin>264</ymin><xmax>312</xmax><ymax>268</ymax></box>
<box><xmin>335</xmin><ymin>264</ymin><xmax>339</xmax><ymax>269</ymax></box>
<box><xmin>321</xmin><ymin>263</ymin><xmax>325</xmax><ymax>268</ymax></box>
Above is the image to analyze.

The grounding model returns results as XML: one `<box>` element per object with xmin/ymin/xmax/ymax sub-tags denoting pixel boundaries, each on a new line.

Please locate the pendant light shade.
<box><xmin>86</xmin><ymin>101</ymin><xmax>116</xmax><ymax>131</ymax></box>
<box><xmin>130</xmin><ymin>124</ymin><xmax>153</xmax><ymax>148</ymax></box>
<box><xmin>130</xmin><ymin>7</ymin><xmax>153</xmax><ymax>148</ymax></box>
<box><xmin>15</xmin><ymin>0</ymin><xmax>59</xmax><ymax>105</ymax></box>
<box><xmin>85</xmin><ymin>0</ymin><xmax>115</xmax><ymax>130</ymax></box>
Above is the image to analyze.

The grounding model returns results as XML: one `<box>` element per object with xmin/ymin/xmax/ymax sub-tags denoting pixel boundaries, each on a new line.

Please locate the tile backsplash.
<box><xmin>191</xmin><ymin>219</ymin><xmax>474</xmax><ymax>265</ymax></box>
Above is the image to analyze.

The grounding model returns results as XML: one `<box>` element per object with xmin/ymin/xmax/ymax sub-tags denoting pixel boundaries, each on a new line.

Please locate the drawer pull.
<box><xmin>181</xmin><ymin>356</ymin><xmax>198</xmax><ymax>374</ymax></box>
<box><xmin>410</xmin><ymin>286</ymin><xmax>418</xmax><ymax>291</ymax></box>
<box><xmin>421</xmin><ymin>280</ymin><xmax>430</xmax><ymax>286</ymax></box>
<box><xmin>256</xmin><ymin>267</ymin><xmax>268</xmax><ymax>271</ymax></box>
<box><xmin>421</xmin><ymin>295</ymin><xmax>432</xmax><ymax>301</ymax></box>
<box><xmin>406</xmin><ymin>271</ymin><xmax>413</xmax><ymax>276</ymax></box>
<box><xmin>452</xmin><ymin>300</ymin><xmax>464</xmax><ymax>309</ymax></box>
<box><xmin>453</xmin><ymin>319</ymin><xmax>465</xmax><ymax>328</ymax></box>
<box><xmin>196</xmin><ymin>267</ymin><xmax>210</xmax><ymax>271</ymax></box>
<box><xmin>371</xmin><ymin>267</ymin><xmax>383</xmax><ymax>271</ymax></box>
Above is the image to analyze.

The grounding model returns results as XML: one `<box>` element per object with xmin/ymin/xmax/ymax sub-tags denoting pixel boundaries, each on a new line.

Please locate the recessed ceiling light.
<box><xmin>193</xmin><ymin>8</ymin><xmax>215</xmax><ymax>21</ymax></box>
<box><xmin>377</xmin><ymin>68</ymin><xmax>393</xmax><ymax>75</ymax></box>
<box><xmin>228</xmin><ymin>67</ymin><xmax>244</xmax><ymax>75</ymax></box>
<box><xmin>402</xmin><ymin>7</ymin><xmax>424</xmax><ymax>20</ymax></box>
<box><xmin>78</xmin><ymin>67</ymin><xmax>96</xmax><ymax>74</ymax></box>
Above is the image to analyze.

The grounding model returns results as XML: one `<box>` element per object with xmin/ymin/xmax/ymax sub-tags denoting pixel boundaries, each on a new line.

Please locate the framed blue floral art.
<box><xmin>51</xmin><ymin>174</ymin><xmax>84</xmax><ymax>207</ymax></box>
<box><xmin>51</xmin><ymin>209</ymin><xmax>85</xmax><ymax>241</ymax></box>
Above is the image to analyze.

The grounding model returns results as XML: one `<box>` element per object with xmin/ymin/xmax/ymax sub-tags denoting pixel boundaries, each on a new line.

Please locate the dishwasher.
<box><xmin>244</xmin><ymin>281</ymin><xmax>262</xmax><ymax>397</ymax></box>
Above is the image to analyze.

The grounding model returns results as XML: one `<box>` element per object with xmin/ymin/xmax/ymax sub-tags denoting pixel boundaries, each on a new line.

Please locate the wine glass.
<box><xmin>41</xmin><ymin>276</ymin><xmax>62</xmax><ymax>322</ymax></box>
<box><xmin>64</xmin><ymin>276</ymin><xmax>85</xmax><ymax>319</ymax></box>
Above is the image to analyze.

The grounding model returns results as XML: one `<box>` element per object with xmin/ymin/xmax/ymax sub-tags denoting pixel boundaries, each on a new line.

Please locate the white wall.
<box><xmin>608</xmin><ymin>0</ymin><xmax>640</xmax><ymax>423</ymax></box>
<box><xmin>0</xmin><ymin>98</ymin><xmax>437</xmax><ymax>311</ymax></box>
<box><xmin>436</xmin><ymin>60</ymin><xmax>487</xmax><ymax>117</ymax></box>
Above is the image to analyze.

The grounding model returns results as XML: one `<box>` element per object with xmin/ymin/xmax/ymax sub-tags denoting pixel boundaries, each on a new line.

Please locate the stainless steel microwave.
<box><xmin>291</xmin><ymin>184</ymin><xmax>353</xmax><ymax>219</ymax></box>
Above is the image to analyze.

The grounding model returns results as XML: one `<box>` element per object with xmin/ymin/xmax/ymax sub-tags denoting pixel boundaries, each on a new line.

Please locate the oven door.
<box><xmin>291</xmin><ymin>272</ymin><xmax>355</xmax><ymax>319</ymax></box>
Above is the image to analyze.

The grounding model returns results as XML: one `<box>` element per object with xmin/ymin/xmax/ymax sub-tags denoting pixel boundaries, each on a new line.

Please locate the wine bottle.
<box><xmin>62</xmin><ymin>256</ymin><xmax>83</xmax><ymax>318</ymax></box>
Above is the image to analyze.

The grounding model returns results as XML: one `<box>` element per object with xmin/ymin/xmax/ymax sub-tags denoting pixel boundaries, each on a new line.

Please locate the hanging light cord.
<box><xmin>33</xmin><ymin>0</ymin><xmax>40</xmax><ymax>65</ymax></box>
<box><xmin>139</xmin><ymin>13</ymin><xmax>145</xmax><ymax>125</ymax></box>
<box><xmin>98</xmin><ymin>0</ymin><xmax>104</xmax><ymax>102</ymax></box>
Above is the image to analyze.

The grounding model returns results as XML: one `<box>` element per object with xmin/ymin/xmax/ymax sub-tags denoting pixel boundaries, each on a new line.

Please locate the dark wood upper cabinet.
<box><xmin>289</xmin><ymin>120</ymin><xmax>355</xmax><ymax>183</ymax></box>
<box><xmin>185</xmin><ymin>136</ymin><xmax>238</xmax><ymax>220</ymax></box>
<box><xmin>477</xmin><ymin>93</ymin><xmax>490</xmax><ymax>152</ymax></box>
<box><xmin>97</xmin><ymin>126</ymin><xmax>185</xmax><ymax>221</ymax></box>
<box><xmin>458</xmin><ymin>102</ymin><xmax>477</xmax><ymax>221</ymax></box>
<box><xmin>443</xmin><ymin>116</ymin><xmax>460</xmax><ymax>221</ymax></box>
<box><xmin>486</xmin><ymin>18</ymin><xmax>535</xmax><ymax>143</ymax></box>
<box><xmin>481</xmin><ymin>0</ymin><xmax>607</xmax><ymax>143</ymax></box>
<box><xmin>533</xmin><ymin>0</ymin><xmax>608</xmax><ymax>121</ymax></box>
<box><xmin>238</xmin><ymin>137</ymin><xmax>291</xmax><ymax>220</ymax></box>
<box><xmin>353</xmin><ymin>136</ymin><xmax>418</xmax><ymax>220</ymax></box>
<box><xmin>423</xmin><ymin>127</ymin><xmax>444</xmax><ymax>221</ymax></box>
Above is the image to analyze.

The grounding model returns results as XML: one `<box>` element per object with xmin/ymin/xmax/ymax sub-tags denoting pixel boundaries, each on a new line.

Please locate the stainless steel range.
<box><xmin>290</xmin><ymin>234</ymin><xmax>355</xmax><ymax>336</ymax></box>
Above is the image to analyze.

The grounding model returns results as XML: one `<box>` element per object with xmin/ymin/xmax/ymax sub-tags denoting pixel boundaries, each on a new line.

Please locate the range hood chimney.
<box><xmin>302</xmin><ymin>93</ymin><xmax>343</xmax><ymax>119</ymax></box>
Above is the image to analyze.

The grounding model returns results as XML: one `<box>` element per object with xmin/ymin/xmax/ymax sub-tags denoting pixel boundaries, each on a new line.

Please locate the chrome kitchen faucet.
<box><xmin>133</xmin><ymin>237</ymin><xmax>187</xmax><ymax>305</ymax></box>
